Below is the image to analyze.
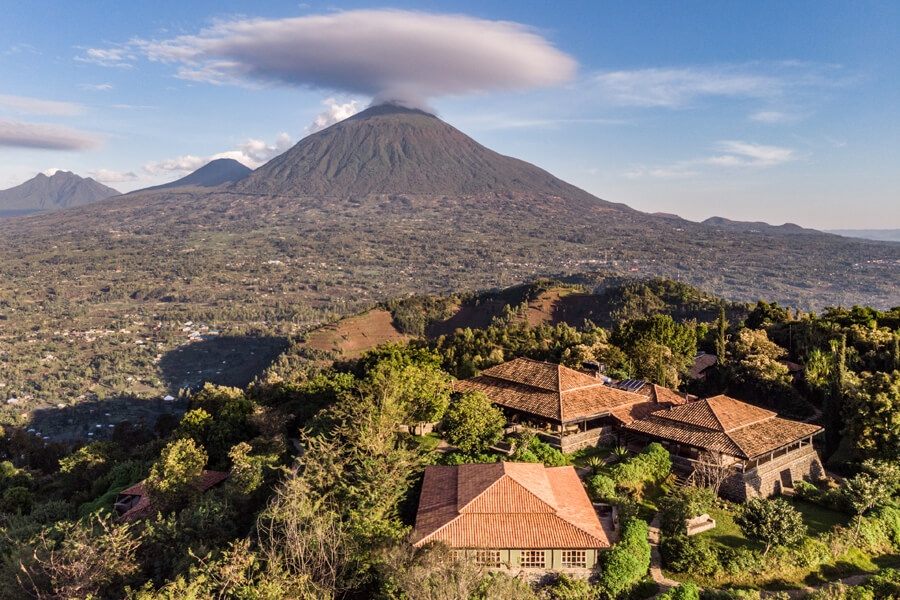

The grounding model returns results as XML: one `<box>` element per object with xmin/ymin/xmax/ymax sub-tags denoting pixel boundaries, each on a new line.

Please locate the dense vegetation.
<box><xmin>3</xmin><ymin>268</ymin><xmax>900</xmax><ymax>597</ymax></box>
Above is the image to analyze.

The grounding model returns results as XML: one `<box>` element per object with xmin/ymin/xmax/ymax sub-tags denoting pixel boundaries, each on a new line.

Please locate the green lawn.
<box><xmin>406</xmin><ymin>432</ymin><xmax>442</xmax><ymax>452</ymax></box>
<box><xmin>785</xmin><ymin>497</ymin><xmax>850</xmax><ymax>535</ymax></box>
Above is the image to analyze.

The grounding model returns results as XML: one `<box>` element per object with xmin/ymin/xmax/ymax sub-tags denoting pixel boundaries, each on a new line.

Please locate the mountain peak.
<box><xmin>348</xmin><ymin>103</ymin><xmax>437</xmax><ymax>121</ymax></box>
<box><xmin>0</xmin><ymin>171</ymin><xmax>119</xmax><ymax>214</ymax></box>
<box><xmin>132</xmin><ymin>158</ymin><xmax>252</xmax><ymax>194</ymax></box>
<box><xmin>232</xmin><ymin>106</ymin><xmax>611</xmax><ymax>211</ymax></box>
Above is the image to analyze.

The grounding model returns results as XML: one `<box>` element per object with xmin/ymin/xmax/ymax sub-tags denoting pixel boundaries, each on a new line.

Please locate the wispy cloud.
<box><xmin>0</xmin><ymin>119</ymin><xmax>104</xmax><ymax>151</ymax></box>
<box><xmin>79</xmin><ymin>83</ymin><xmax>114</xmax><ymax>91</ymax></box>
<box><xmin>82</xmin><ymin>10</ymin><xmax>576</xmax><ymax>109</ymax></box>
<box><xmin>87</xmin><ymin>168</ymin><xmax>138</xmax><ymax>182</ymax></box>
<box><xmin>624</xmin><ymin>140</ymin><xmax>796</xmax><ymax>179</ymax></box>
<box><xmin>0</xmin><ymin>94</ymin><xmax>84</xmax><ymax>116</ymax></box>
<box><xmin>75</xmin><ymin>46</ymin><xmax>134</xmax><ymax>68</ymax></box>
<box><xmin>591</xmin><ymin>63</ymin><xmax>845</xmax><ymax>109</ymax></box>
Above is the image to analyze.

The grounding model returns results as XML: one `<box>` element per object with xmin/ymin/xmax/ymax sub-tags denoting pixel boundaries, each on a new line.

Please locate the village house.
<box><xmin>114</xmin><ymin>470</ymin><xmax>229</xmax><ymax>521</ymax></box>
<box><xmin>623</xmin><ymin>395</ymin><xmax>824</xmax><ymax>500</ymax></box>
<box><xmin>413</xmin><ymin>461</ymin><xmax>613</xmax><ymax>572</ymax></box>
<box><xmin>453</xmin><ymin>358</ymin><xmax>688</xmax><ymax>453</ymax></box>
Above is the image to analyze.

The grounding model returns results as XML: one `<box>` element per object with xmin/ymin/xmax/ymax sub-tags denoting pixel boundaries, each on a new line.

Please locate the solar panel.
<box><xmin>614</xmin><ymin>379</ymin><xmax>647</xmax><ymax>393</ymax></box>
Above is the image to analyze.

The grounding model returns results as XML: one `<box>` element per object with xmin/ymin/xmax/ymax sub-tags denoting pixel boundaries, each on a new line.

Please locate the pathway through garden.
<box><xmin>646</xmin><ymin>511</ymin><xmax>873</xmax><ymax>599</ymax></box>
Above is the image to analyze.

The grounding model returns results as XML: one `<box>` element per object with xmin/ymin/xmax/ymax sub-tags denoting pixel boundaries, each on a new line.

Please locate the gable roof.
<box><xmin>413</xmin><ymin>462</ymin><xmax>612</xmax><ymax>549</ymax></box>
<box><xmin>624</xmin><ymin>395</ymin><xmax>822</xmax><ymax>459</ymax></box>
<box><xmin>689</xmin><ymin>353</ymin><xmax>718</xmax><ymax>379</ymax></box>
<box><xmin>116</xmin><ymin>470</ymin><xmax>229</xmax><ymax>521</ymax></box>
<box><xmin>453</xmin><ymin>357</ymin><xmax>647</xmax><ymax>423</ymax></box>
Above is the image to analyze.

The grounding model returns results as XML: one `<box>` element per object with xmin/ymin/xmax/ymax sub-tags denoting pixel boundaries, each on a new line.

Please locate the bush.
<box><xmin>609</xmin><ymin>443</ymin><xmax>671</xmax><ymax>499</ymax></box>
<box><xmin>793</xmin><ymin>480</ymin><xmax>823</xmax><ymax>503</ymax></box>
<box><xmin>548</xmin><ymin>573</ymin><xmax>598</xmax><ymax>600</ymax></box>
<box><xmin>858</xmin><ymin>506</ymin><xmax>900</xmax><ymax>553</ymax></box>
<box><xmin>596</xmin><ymin>518</ymin><xmax>651</xmax><ymax>599</ymax></box>
<box><xmin>659</xmin><ymin>487</ymin><xmax>715</xmax><ymax>536</ymax></box>
<box><xmin>660</xmin><ymin>534</ymin><xmax>719</xmax><ymax>576</ymax></box>
<box><xmin>716</xmin><ymin>546</ymin><xmax>762</xmax><ymax>576</ymax></box>
<box><xmin>660</xmin><ymin>583</ymin><xmax>700</xmax><ymax>600</ymax></box>
<box><xmin>588</xmin><ymin>475</ymin><xmax>616</xmax><ymax>502</ymax></box>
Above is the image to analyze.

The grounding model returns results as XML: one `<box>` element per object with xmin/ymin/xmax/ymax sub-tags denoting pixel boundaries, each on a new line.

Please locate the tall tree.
<box><xmin>715</xmin><ymin>307</ymin><xmax>727</xmax><ymax>366</ymax></box>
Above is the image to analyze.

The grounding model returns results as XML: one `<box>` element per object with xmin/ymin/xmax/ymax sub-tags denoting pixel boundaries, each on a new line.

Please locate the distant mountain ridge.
<box><xmin>828</xmin><ymin>229</ymin><xmax>900</xmax><ymax>243</ymax></box>
<box><xmin>1</xmin><ymin>101</ymin><xmax>899</xmax><ymax>324</ymax></box>
<box><xmin>0</xmin><ymin>171</ymin><xmax>119</xmax><ymax>215</ymax></box>
<box><xmin>134</xmin><ymin>158</ymin><xmax>251</xmax><ymax>193</ymax></box>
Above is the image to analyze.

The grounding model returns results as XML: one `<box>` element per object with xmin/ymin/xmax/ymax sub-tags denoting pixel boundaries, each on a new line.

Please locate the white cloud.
<box><xmin>749</xmin><ymin>110</ymin><xmax>791</xmax><ymax>123</ymax></box>
<box><xmin>89</xmin><ymin>10</ymin><xmax>576</xmax><ymax>106</ymax></box>
<box><xmin>142</xmin><ymin>132</ymin><xmax>293</xmax><ymax>176</ymax></box>
<box><xmin>591</xmin><ymin>63</ymin><xmax>843</xmax><ymax>109</ymax></box>
<box><xmin>306</xmin><ymin>98</ymin><xmax>361</xmax><ymax>134</ymax></box>
<box><xmin>0</xmin><ymin>119</ymin><xmax>104</xmax><ymax>151</ymax></box>
<box><xmin>714</xmin><ymin>141</ymin><xmax>795</xmax><ymax>166</ymax></box>
<box><xmin>79</xmin><ymin>83</ymin><xmax>114</xmax><ymax>91</ymax></box>
<box><xmin>0</xmin><ymin>94</ymin><xmax>84</xmax><ymax>116</ymax></box>
<box><xmin>75</xmin><ymin>46</ymin><xmax>134</xmax><ymax>68</ymax></box>
<box><xmin>88</xmin><ymin>168</ymin><xmax>139</xmax><ymax>183</ymax></box>
<box><xmin>624</xmin><ymin>140</ymin><xmax>796</xmax><ymax>179</ymax></box>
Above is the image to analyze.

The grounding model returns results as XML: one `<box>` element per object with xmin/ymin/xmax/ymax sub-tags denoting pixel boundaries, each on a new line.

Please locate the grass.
<box><xmin>785</xmin><ymin>497</ymin><xmax>850</xmax><ymax>535</ymax></box>
<box><xmin>406</xmin><ymin>433</ymin><xmax>442</xmax><ymax>453</ymax></box>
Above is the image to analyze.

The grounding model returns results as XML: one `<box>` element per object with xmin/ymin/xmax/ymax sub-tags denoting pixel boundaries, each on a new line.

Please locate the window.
<box><xmin>561</xmin><ymin>550</ymin><xmax>587</xmax><ymax>568</ymax></box>
<box><xmin>519</xmin><ymin>550</ymin><xmax>545</xmax><ymax>568</ymax></box>
<box><xmin>475</xmin><ymin>550</ymin><xmax>501</xmax><ymax>567</ymax></box>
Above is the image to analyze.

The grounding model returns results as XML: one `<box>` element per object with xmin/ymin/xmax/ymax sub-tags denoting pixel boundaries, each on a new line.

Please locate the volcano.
<box><xmin>1</xmin><ymin>103</ymin><xmax>898</xmax><ymax>316</ymax></box>
<box><xmin>234</xmin><ymin>104</ymin><xmax>622</xmax><ymax>212</ymax></box>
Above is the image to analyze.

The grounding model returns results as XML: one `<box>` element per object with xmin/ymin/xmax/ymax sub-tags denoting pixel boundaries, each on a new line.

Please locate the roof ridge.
<box><xmin>457</xmin><ymin>467</ymin><xmax>558</xmax><ymax>515</ymax></box>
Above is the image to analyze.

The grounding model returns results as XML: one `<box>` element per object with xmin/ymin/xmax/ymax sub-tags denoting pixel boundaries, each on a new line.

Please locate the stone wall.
<box><xmin>536</xmin><ymin>427</ymin><xmax>617</xmax><ymax>453</ymax></box>
<box><xmin>719</xmin><ymin>445</ymin><xmax>824</xmax><ymax>501</ymax></box>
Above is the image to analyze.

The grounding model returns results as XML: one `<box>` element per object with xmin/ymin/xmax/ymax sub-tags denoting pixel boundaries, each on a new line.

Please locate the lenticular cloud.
<box><xmin>135</xmin><ymin>10</ymin><xmax>577</xmax><ymax>103</ymax></box>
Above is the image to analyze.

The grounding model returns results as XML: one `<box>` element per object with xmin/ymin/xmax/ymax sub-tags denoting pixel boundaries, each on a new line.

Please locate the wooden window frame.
<box><xmin>475</xmin><ymin>549</ymin><xmax>501</xmax><ymax>567</ymax></box>
<box><xmin>519</xmin><ymin>550</ymin><xmax>546</xmax><ymax>568</ymax></box>
<box><xmin>561</xmin><ymin>549</ymin><xmax>587</xmax><ymax>568</ymax></box>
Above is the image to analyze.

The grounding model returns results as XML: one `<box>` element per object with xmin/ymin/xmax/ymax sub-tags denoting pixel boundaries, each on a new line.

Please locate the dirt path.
<box><xmin>647</xmin><ymin>513</ymin><xmax>681</xmax><ymax>594</ymax></box>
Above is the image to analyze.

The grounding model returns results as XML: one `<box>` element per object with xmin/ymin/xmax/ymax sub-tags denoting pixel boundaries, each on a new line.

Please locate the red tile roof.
<box><xmin>453</xmin><ymin>358</ymin><xmax>647</xmax><ymax>423</ymax></box>
<box><xmin>413</xmin><ymin>462</ymin><xmax>611</xmax><ymax>549</ymax></box>
<box><xmin>116</xmin><ymin>470</ymin><xmax>229</xmax><ymax>521</ymax></box>
<box><xmin>624</xmin><ymin>395</ymin><xmax>822</xmax><ymax>459</ymax></box>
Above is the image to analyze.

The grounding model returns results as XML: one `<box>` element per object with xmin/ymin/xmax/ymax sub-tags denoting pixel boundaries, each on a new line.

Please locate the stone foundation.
<box><xmin>537</xmin><ymin>427</ymin><xmax>617</xmax><ymax>454</ymax></box>
<box><xmin>719</xmin><ymin>445</ymin><xmax>825</xmax><ymax>501</ymax></box>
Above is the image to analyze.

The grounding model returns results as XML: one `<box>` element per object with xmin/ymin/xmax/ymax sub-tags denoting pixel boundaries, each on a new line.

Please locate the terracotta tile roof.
<box><xmin>413</xmin><ymin>462</ymin><xmax>611</xmax><ymax>549</ymax></box>
<box><xmin>689</xmin><ymin>353</ymin><xmax>718</xmax><ymax>379</ymax></box>
<box><xmin>116</xmin><ymin>470</ymin><xmax>229</xmax><ymax>521</ymax></box>
<box><xmin>623</xmin><ymin>396</ymin><xmax>822</xmax><ymax>459</ymax></box>
<box><xmin>610</xmin><ymin>400</ymin><xmax>675</xmax><ymax>425</ymax></box>
<box><xmin>453</xmin><ymin>358</ymin><xmax>646</xmax><ymax>423</ymax></box>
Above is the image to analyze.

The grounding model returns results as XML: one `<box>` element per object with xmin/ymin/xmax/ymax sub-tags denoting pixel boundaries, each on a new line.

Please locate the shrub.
<box><xmin>588</xmin><ymin>474</ymin><xmax>617</xmax><ymax>502</ymax></box>
<box><xmin>659</xmin><ymin>486</ymin><xmax>715</xmax><ymax>536</ymax></box>
<box><xmin>609</xmin><ymin>443</ymin><xmax>672</xmax><ymax>499</ymax></box>
<box><xmin>660</xmin><ymin>534</ymin><xmax>719</xmax><ymax>576</ymax></box>
<box><xmin>716</xmin><ymin>546</ymin><xmax>762</xmax><ymax>576</ymax></box>
<box><xmin>548</xmin><ymin>573</ymin><xmax>598</xmax><ymax>600</ymax></box>
<box><xmin>659</xmin><ymin>583</ymin><xmax>700</xmax><ymax>600</ymax></box>
<box><xmin>596</xmin><ymin>518</ymin><xmax>651</xmax><ymax>599</ymax></box>
<box><xmin>793</xmin><ymin>480</ymin><xmax>823</xmax><ymax>503</ymax></box>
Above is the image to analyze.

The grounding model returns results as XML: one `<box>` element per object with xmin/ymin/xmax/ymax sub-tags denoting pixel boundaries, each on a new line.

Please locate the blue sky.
<box><xmin>1</xmin><ymin>1</ymin><xmax>897</xmax><ymax>229</ymax></box>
